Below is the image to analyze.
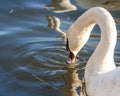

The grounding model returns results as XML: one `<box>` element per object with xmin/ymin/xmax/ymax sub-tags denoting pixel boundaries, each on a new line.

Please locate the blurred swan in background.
<box><xmin>66</xmin><ymin>7</ymin><xmax>120</xmax><ymax>96</ymax></box>
<box><xmin>46</xmin><ymin>0</ymin><xmax>77</xmax><ymax>13</ymax></box>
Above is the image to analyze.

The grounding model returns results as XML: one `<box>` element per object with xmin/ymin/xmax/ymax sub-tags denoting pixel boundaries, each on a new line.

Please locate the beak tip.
<box><xmin>66</xmin><ymin>58</ymin><xmax>76</xmax><ymax>65</ymax></box>
<box><xmin>66</xmin><ymin>58</ymin><xmax>72</xmax><ymax>64</ymax></box>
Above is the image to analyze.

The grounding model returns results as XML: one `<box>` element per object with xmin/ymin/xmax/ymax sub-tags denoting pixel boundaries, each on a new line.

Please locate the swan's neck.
<box><xmin>67</xmin><ymin>7</ymin><xmax>117</xmax><ymax>76</ymax></box>
<box><xmin>84</xmin><ymin>8</ymin><xmax>117</xmax><ymax>76</ymax></box>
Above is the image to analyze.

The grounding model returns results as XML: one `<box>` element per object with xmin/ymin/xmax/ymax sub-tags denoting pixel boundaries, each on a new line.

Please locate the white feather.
<box><xmin>66</xmin><ymin>7</ymin><xmax>120</xmax><ymax>96</ymax></box>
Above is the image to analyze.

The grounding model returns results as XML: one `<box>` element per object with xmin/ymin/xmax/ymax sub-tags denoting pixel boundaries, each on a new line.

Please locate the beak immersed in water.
<box><xmin>66</xmin><ymin>38</ymin><xmax>76</xmax><ymax>64</ymax></box>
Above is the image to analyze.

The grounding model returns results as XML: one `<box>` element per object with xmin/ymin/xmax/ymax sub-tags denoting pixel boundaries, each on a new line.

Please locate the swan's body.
<box><xmin>66</xmin><ymin>7</ymin><xmax>120</xmax><ymax>96</ymax></box>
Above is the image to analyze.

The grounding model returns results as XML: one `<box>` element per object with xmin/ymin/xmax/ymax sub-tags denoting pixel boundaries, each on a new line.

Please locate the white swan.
<box><xmin>66</xmin><ymin>7</ymin><xmax>120</xmax><ymax>96</ymax></box>
<box><xmin>47</xmin><ymin>0</ymin><xmax>77</xmax><ymax>13</ymax></box>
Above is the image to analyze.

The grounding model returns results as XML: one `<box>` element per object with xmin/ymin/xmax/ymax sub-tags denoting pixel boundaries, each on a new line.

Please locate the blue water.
<box><xmin>0</xmin><ymin>0</ymin><xmax>120</xmax><ymax>96</ymax></box>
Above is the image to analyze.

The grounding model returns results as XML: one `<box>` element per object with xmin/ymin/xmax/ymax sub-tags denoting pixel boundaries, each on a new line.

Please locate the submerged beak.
<box><xmin>66</xmin><ymin>49</ymin><xmax>76</xmax><ymax>64</ymax></box>
<box><xmin>66</xmin><ymin>39</ymin><xmax>76</xmax><ymax>64</ymax></box>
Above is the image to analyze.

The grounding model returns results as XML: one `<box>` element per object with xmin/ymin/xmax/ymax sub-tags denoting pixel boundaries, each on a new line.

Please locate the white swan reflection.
<box><xmin>61</xmin><ymin>67</ymin><xmax>86</xmax><ymax>96</ymax></box>
<box><xmin>46</xmin><ymin>16</ymin><xmax>66</xmax><ymax>37</ymax></box>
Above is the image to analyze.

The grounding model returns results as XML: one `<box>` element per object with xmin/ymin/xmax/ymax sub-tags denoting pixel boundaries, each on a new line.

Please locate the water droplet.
<box><xmin>10</xmin><ymin>9</ymin><xmax>14</xmax><ymax>14</ymax></box>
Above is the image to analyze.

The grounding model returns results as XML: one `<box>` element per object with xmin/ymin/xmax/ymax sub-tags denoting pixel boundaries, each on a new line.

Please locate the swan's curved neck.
<box><xmin>83</xmin><ymin>8</ymin><xmax>117</xmax><ymax>75</ymax></box>
<box><xmin>67</xmin><ymin>7</ymin><xmax>117</xmax><ymax>75</ymax></box>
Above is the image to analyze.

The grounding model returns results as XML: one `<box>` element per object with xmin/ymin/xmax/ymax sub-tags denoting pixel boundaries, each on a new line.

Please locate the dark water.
<box><xmin>0</xmin><ymin>0</ymin><xmax>120</xmax><ymax>96</ymax></box>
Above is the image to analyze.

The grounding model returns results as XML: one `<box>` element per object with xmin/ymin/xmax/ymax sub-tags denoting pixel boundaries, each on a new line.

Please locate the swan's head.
<box><xmin>66</xmin><ymin>35</ymin><xmax>89</xmax><ymax>64</ymax></box>
<box><xmin>66</xmin><ymin>25</ymin><xmax>93</xmax><ymax>64</ymax></box>
<box><xmin>66</xmin><ymin>27</ymin><xmax>87</xmax><ymax>64</ymax></box>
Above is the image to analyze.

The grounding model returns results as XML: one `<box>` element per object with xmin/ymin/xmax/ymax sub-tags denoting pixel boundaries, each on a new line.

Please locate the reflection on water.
<box><xmin>46</xmin><ymin>15</ymin><xmax>66</xmax><ymax>37</ymax></box>
<box><xmin>62</xmin><ymin>67</ymin><xmax>86</xmax><ymax>96</ymax></box>
<box><xmin>0</xmin><ymin>0</ymin><xmax>120</xmax><ymax>96</ymax></box>
<box><xmin>62</xmin><ymin>68</ymin><xmax>81</xmax><ymax>96</ymax></box>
